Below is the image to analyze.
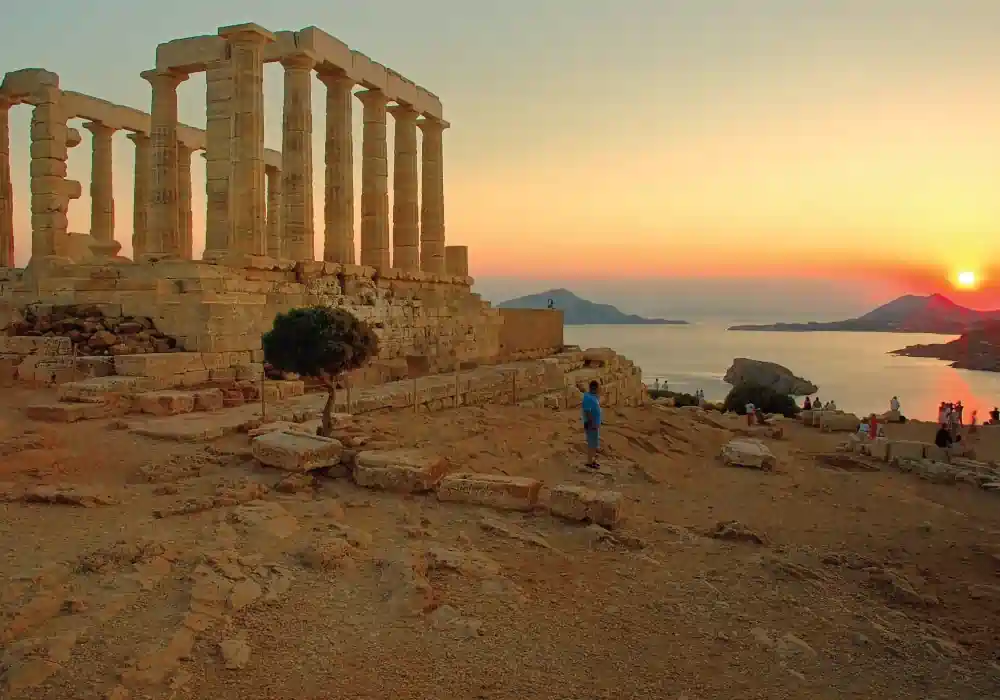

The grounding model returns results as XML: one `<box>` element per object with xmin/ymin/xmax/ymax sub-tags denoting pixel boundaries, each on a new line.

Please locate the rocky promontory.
<box><xmin>723</xmin><ymin>358</ymin><xmax>818</xmax><ymax>395</ymax></box>
<box><xmin>891</xmin><ymin>322</ymin><xmax>1000</xmax><ymax>372</ymax></box>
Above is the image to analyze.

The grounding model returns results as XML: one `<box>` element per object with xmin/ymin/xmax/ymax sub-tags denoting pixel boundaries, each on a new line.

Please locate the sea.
<box><xmin>564</xmin><ymin>322</ymin><xmax>1000</xmax><ymax>423</ymax></box>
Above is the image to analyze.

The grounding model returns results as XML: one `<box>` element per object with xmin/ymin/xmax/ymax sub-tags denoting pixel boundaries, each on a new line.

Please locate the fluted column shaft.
<box><xmin>265</xmin><ymin>165</ymin><xmax>283</xmax><ymax>258</ymax></box>
<box><xmin>357</xmin><ymin>90</ymin><xmax>390</xmax><ymax>270</ymax></box>
<box><xmin>418</xmin><ymin>117</ymin><xmax>448</xmax><ymax>275</ymax></box>
<box><xmin>389</xmin><ymin>105</ymin><xmax>419</xmax><ymax>271</ymax></box>
<box><xmin>203</xmin><ymin>59</ymin><xmax>233</xmax><ymax>260</ymax></box>
<box><xmin>141</xmin><ymin>69</ymin><xmax>187</xmax><ymax>260</ymax></box>
<box><xmin>177</xmin><ymin>142</ymin><xmax>193</xmax><ymax>259</ymax></box>
<box><xmin>83</xmin><ymin>121</ymin><xmax>116</xmax><ymax>243</ymax></box>
<box><xmin>127</xmin><ymin>132</ymin><xmax>151</xmax><ymax>259</ymax></box>
<box><xmin>0</xmin><ymin>98</ymin><xmax>12</xmax><ymax>267</ymax></box>
<box><xmin>219</xmin><ymin>24</ymin><xmax>274</xmax><ymax>256</ymax></box>
<box><xmin>280</xmin><ymin>52</ymin><xmax>316</xmax><ymax>262</ymax></box>
<box><xmin>319</xmin><ymin>73</ymin><xmax>355</xmax><ymax>264</ymax></box>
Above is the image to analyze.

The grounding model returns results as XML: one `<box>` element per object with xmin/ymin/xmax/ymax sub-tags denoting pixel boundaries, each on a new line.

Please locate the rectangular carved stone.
<box><xmin>548</xmin><ymin>485</ymin><xmax>624</xmax><ymax>529</ymax></box>
<box><xmin>252</xmin><ymin>430</ymin><xmax>344</xmax><ymax>472</ymax></box>
<box><xmin>436</xmin><ymin>473</ymin><xmax>541</xmax><ymax>511</ymax></box>
<box><xmin>353</xmin><ymin>449</ymin><xmax>445</xmax><ymax>493</ymax></box>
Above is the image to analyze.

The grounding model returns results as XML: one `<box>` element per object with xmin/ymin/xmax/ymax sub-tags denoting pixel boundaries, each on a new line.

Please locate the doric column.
<box><xmin>357</xmin><ymin>90</ymin><xmax>390</xmax><ymax>270</ymax></box>
<box><xmin>280</xmin><ymin>51</ymin><xmax>316</xmax><ymax>262</ymax></box>
<box><xmin>318</xmin><ymin>72</ymin><xmax>355</xmax><ymax>264</ymax></box>
<box><xmin>0</xmin><ymin>97</ymin><xmax>12</xmax><ymax>267</ymax></box>
<box><xmin>83</xmin><ymin>121</ymin><xmax>116</xmax><ymax>243</ymax></box>
<box><xmin>445</xmin><ymin>245</ymin><xmax>468</xmax><ymax>277</ymax></box>
<box><xmin>417</xmin><ymin>117</ymin><xmax>449</xmax><ymax>275</ymax></box>
<box><xmin>140</xmin><ymin>69</ymin><xmax>187</xmax><ymax>261</ymax></box>
<box><xmin>29</xmin><ymin>85</ymin><xmax>72</xmax><ymax>262</ymax></box>
<box><xmin>388</xmin><ymin>104</ymin><xmax>419</xmax><ymax>271</ymax></box>
<box><xmin>265</xmin><ymin>165</ymin><xmax>283</xmax><ymax>258</ymax></box>
<box><xmin>203</xmin><ymin>59</ymin><xmax>233</xmax><ymax>260</ymax></box>
<box><xmin>177</xmin><ymin>142</ymin><xmax>193</xmax><ymax>259</ymax></box>
<box><xmin>218</xmin><ymin>23</ymin><xmax>275</xmax><ymax>257</ymax></box>
<box><xmin>126</xmin><ymin>132</ymin><xmax>151</xmax><ymax>259</ymax></box>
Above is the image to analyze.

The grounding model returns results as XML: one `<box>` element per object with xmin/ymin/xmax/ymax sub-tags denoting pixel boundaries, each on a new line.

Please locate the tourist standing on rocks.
<box><xmin>890</xmin><ymin>396</ymin><xmax>900</xmax><ymax>413</ymax></box>
<box><xmin>582</xmin><ymin>380</ymin><xmax>603</xmax><ymax>470</ymax></box>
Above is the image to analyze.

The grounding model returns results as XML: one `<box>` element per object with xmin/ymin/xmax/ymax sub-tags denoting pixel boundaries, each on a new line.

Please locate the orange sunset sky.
<box><xmin>2</xmin><ymin>0</ymin><xmax>999</xmax><ymax>312</ymax></box>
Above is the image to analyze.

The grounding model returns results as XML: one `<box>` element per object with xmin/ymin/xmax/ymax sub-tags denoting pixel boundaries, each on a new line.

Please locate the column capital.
<box><xmin>387</xmin><ymin>104</ymin><xmax>420</xmax><ymax>122</ymax></box>
<box><xmin>356</xmin><ymin>89</ymin><xmax>388</xmax><ymax>107</ymax></box>
<box><xmin>126</xmin><ymin>131</ymin><xmax>150</xmax><ymax>145</ymax></box>
<box><xmin>218</xmin><ymin>22</ymin><xmax>276</xmax><ymax>44</ymax></box>
<box><xmin>82</xmin><ymin>121</ymin><xmax>116</xmax><ymax>137</ymax></box>
<box><xmin>317</xmin><ymin>71</ymin><xmax>354</xmax><ymax>90</ymax></box>
<box><xmin>140</xmin><ymin>69</ymin><xmax>188</xmax><ymax>90</ymax></box>
<box><xmin>417</xmin><ymin>116</ymin><xmax>450</xmax><ymax>134</ymax></box>
<box><xmin>280</xmin><ymin>50</ymin><xmax>318</xmax><ymax>71</ymax></box>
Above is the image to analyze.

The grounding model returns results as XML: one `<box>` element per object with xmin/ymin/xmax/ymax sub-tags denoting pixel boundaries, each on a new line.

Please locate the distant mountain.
<box><xmin>728</xmin><ymin>294</ymin><xmax>1000</xmax><ymax>334</ymax></box>
<box><xmin>497</xmin><ymin>289</ymin><xmax>688</xmax><ymax>326</ymax></box>
<box><xmin>891</xmin><ymin>321</ymin><xmax>1000</xmax><ymax>372</ymax></box>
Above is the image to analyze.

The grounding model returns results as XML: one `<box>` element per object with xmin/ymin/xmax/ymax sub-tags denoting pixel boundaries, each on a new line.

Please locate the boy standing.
<box><xmin>582</xmin><ymin>380</ymin><xmax>602</xmax><ymax>469</ymax></box>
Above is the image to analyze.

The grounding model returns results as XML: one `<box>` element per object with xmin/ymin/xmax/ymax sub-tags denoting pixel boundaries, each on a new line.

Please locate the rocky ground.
<box><xmin>2</xmin><ymin>386</ymin><xmax>1000</xmax><ymax>700</ymax></box>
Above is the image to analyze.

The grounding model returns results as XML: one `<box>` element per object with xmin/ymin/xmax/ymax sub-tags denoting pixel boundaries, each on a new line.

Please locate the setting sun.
<box><xmin>957</xmin><ymin>271</ymin><xmax>977</xmax><ymax>288</ymax></box>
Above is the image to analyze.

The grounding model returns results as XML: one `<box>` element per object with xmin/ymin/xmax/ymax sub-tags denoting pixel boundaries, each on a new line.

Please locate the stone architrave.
<box><xmin>388</xmin><ymin>104</ymin><xmax>419</xmax><ymax>271</ymax></box>
<box><xmin>126</xmin><ymin>132</ymin><xmax>151</xmax><ymax>259</ymax></box>
<box><xmin>357</xmin><ymin>89</ymin><xmax>390</xmax><ymax>270</ymax></box>
<box><xmin>218</xmin><ymin>23</ymin><xmax>275</xmax><ymax>257</ymax></box>
<box><xmin>265</xmin><ymin>165</ymin><xmax>283</xmax><ymax>258</ymax></box>
<box><xmin>203</xmin><ymin>59</ymin><xmax>233</xmax><ymax>260</ymax></box>
<box><xmin>417</xmin><ymin>117</ymin><xmax>448</xmax><ymax>275</ymax></box>
<box><xmin>0</xmin><ymin>97</ymin><xmax>12</xmax><ymax>267</ymax></box>
<box><xmin>318</xmin><ymin>72</ymin><xmax>354</xmax><ymax>264</ymax></box>
<box><xmin>141</xmin><ymin>69</ymin><xmax>188</xmax><ymax>261</ymax></box>
<box><xmin>279</xmin><ymin>51</ymin><xmax>317</xmax><ymax>262</ymax></box>
<box><xmin>177</xmin><ymin>142</ymin><xmax>194</xmax><ymax>259</ymax></box>
<box><xmin>82</xmin><ymin>121</ymin><xmax>116</xmax><ymax>243</ymax></box>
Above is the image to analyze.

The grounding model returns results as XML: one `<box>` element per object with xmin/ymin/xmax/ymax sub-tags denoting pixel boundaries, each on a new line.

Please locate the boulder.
<box><xmin>723</xmin><ymin>358</ymin><xmax>818</xmax><ymax>396</ymax></box>
<box><xmin>720</xmin><ymin>438</ymin><xmax>776</xmax><ymax>470</ymax></box>
<box><xmin>251</xmin><ymin>431</ymin><xmax>344</xmax><ymax>472</ymax></box>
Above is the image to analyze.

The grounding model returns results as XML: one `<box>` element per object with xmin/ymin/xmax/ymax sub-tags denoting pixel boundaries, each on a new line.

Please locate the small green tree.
<box><xmin>262</xmin><ymin>307</ymin><xmax>379</xmax><ymax>436</ymax></box>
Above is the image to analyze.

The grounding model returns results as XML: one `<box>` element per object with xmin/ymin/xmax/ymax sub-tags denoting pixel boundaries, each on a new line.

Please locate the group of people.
<box><xmin>802</xmin><ymin>396</ymin><xmax>836</xmax><ymax>411</ymax></box>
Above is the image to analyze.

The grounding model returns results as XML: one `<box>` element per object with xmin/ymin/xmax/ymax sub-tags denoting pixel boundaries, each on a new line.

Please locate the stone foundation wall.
<box><xmin>0</xmin><ymin>258</ymin><xmax>502</xmax><ymax>382</ymax></box>
<box><xmin>498</xmin><ymin>308</ymin><xmax>564</xmax><ymax>360</ymax></box>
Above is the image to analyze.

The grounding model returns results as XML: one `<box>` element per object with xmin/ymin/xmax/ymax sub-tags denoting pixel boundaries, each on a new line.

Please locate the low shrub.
<box><xmin>723</xmin><ymin>384</ymin><xmax>800</xmax><ymax>418</ymax></box>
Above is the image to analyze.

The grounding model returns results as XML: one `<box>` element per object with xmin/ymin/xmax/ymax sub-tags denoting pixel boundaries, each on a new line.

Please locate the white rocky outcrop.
<box><xmin>723</xmin><ymin>358</ymin><xmax>818</xmax><ymax>396</ymax></box>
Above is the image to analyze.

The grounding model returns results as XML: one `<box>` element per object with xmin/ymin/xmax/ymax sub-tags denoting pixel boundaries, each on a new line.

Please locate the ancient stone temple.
<box><xmin>0</xmin><ymin>22</ymin><xmax>578</xmax><ymax>390</ymax></box>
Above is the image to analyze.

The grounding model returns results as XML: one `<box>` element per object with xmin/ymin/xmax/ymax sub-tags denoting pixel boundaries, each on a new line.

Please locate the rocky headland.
<box><xmin>498</xmin><ymin>289</ymin><xmax>688</xmax><ymax>326</ymax></box>
<box><xmin>891</xmin><ymin>322</ymin><xmax>1000</xmax><ymax>372</ymax></box>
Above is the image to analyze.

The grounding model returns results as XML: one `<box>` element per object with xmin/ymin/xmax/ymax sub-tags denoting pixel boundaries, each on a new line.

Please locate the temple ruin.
<box><xmin>0</xmin><ymin>22</ymin><xmax>610</xmax><ymax>407</ymax></box>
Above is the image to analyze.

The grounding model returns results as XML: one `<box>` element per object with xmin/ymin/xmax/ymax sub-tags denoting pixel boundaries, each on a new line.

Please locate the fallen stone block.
<box><xmin>924</xmin><ymin>445</ymin><xmax>950</xmax><ymax>462</ymax></box>
<box><xmin>135</xmin><ymin>391</ymin><xmax>196</xmax><ymax>416</ymax></box>
<box><xmin>547</xmin><ymin>484</ymin><xmax>623</xmax><ymax>528</ymax></box>
<box><xmin>193</xmin><ymin>388</ymin><xmax>225</xmax><ymax>412</ymax></box>
<box><xmin>799</xmin><ymin>410</ymin><xmax>814</xmax><ymax>425</ymax></box>
<box><xmin>0</xmin><ymin>335</ymin><xmax>72</xmax><ymax>355</ymax></box>
<box><xmin>353</xmin><ymin>449</ymin><xmax>446</xmax><ymax>493</ymax></box>
<box><xmin>25</xmin><ymin>401</ymin><xmax>112</xmax><ymax>423</ymax></box>
<box><xmin>436</xmin><ymin>473</ymin><xmax>541</xmax><ymax>511</ymax></box>
<box><xmin>58</xmin><ymin>375</ymin><xmax>156</xmax><ymax>402</ymax></box>
<box><xmin>867</xmin><ymin>439</ymin><xmax>890</xmax><ymax>461</ymax></box>
<box><xmin>721</xmin><ymin>438</ymin><xmax>776</xmax><ymax>470</ymax></box>
<box><xmin>888</xmin><ymin>440</ymin><xmax>928</xmax><ymax>463</ymax></box>
<box><xmin>820</xmin><ymin>413</ymin><xmax>860</xmax><ymax>433</ymax></box>
<box><xmin>114</xmin><ymin>352</ymin><xmax>205</xmax><ymax>378</ymax></box>
<box><xmin>252</xmin><ymin>431</ymin><xmax>344</xmax><ymax>472</ymax></box>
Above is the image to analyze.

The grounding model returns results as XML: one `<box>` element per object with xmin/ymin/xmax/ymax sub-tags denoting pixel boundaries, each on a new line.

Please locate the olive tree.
<box><xmin>262</xmin><ymin>307</ymin><xmax>379</xmax><ymax>436</ymax></box>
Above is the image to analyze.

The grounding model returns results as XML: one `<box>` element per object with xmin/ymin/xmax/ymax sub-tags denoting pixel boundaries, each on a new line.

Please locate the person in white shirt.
<box><xmin>745</xmin><ymin>402</ymin><xmax>755</xmax><ymax>426</ymax></box>
<box><xmin>890</xmin><ymin>396</ymin><xmax>900</xmax><ymax>413</ymax></box>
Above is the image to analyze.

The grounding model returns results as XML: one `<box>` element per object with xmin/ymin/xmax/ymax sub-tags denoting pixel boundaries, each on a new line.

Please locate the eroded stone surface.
<box><xmin>251</xmin><ymin>430</ymin><xmax>344</xmax><ymax>472</ymax></box>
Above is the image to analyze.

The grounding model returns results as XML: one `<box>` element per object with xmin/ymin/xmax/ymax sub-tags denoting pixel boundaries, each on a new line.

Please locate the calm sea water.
<box><xmin>564</xmin><ymin>323</ymin><xmax>1000</xmax><ymax>423</ymax></box>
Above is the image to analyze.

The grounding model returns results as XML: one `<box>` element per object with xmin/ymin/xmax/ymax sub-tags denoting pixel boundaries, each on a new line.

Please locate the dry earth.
<box><xmin>2</xmin><ymin>386</ymin><xmax>1000</xmax><ymax>700</ymax></box>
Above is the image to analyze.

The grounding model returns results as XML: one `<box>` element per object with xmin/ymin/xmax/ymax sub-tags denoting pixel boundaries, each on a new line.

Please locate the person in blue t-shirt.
<box><xmin>582</xmin><ymin>380</ymin><xmax>602</xmax><ymax>469</ymax></box>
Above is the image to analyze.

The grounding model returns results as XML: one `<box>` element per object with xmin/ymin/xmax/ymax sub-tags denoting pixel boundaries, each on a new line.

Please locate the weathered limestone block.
<box><xmin>867</xmin><ymin>439</ymin><xmax>890</xmax><ymax>461</ymax></box>
<box><xmin>0</xmin><ymin>335</ymin><xmax>72</xmax><ymax>355</ymax></box>
<box><xmin>436</xmin><ymin>473</ymin><xmax>541</xmax><ymax>511</ymax></box>
<box><xmin>800</xmin><ymin>410</ymin><xmax>814</xmax><ymax>425</ymax></box>
<box><xmin>720</xmin><ymin>438</ymin><xmax>776</xmax><ymax>470</ymax></box>
<box><xmin>444</xmin><ymin>245</ymin><xmax>468</xmax><ymax>277</ymax></box>
<box><xmin>888</xmin><ymin>440</ymin><xmax>929</xmax><ymax>463</ymax></box>
<box><xmin>547</xmin><ymin>485</ymin><xmax>623</xmax><ymax>528</ymax></box>
<box><xmin>135</xmin><ymin>391</ymin><xmax>196</xmax><ymax>416</ymax></box>
<box><xmin>57</xmin><ymin>375</ymin><xmax>156</xmax><ymax>402</ymax></box>
<box><xmin>25</xmin><ymin>402</ymin><xmax>114</xmax><ymax>423</ymax></box>
<box><xmin>820</xmin><ymin>413</ymin><xmax>860</xmax><ymax>433</ymax></box>
<box><xmin>251</xmin><ymin>430</ymin><xmax>344</xmax><ymax>472</ymax></box>
<box><xmin>810</xmin><ymin>411</ymin><xmax>832</xmax><ymax>427</ymax></box>
<box><xmin>353</xmin><ymin>449</ymin><xmax>446</xmax><ymax>493</ymax></box>
<box><xmin>193</xmin><ymin>388</ymin><xmax>224</xmax><ymax>411</ymax></box>
<box><xmin>114</xmin><ymin>352</ymin><xmax>204</xmax><ymax>378</ymax></box>
<box><xmin>924</xmin><ymin>445</ymin><xmax>950</xmax><ymax>462</ymax></box>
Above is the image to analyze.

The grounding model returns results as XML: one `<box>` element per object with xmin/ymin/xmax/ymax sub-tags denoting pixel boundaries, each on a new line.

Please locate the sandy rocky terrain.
<box><xmin>1</xmin><ymin>385</ymin><xmax>1000</xmax><ymax>700</ymax></box>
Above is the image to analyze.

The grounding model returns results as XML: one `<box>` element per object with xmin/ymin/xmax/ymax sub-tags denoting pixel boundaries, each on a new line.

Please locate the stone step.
<box><xmin>58</xmin><ymin>375</ymin><xmax>160</xmax><ymax>403</ymax></box>
<box><xmin>25</xmin><ymin>401</ymin><xmax>118</xmax><ymax>423</ymax></box>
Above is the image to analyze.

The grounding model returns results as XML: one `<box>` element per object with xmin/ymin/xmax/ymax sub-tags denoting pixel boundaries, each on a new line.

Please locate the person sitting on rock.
<box><xmin>803</xmin><ymin>397</ymin><xmax>812</xmax><ymax>410</ymax></box>
<box><xmin>813</xmin><ymin>396</ymin><xmax>821</xmax><ymax>409</ymax></box>
<box><xmin>989</xmin><ymin>407</ymin><xmax>999</xmax><ymax>425</ymax></box>
<box><xmin>890</xmin><ymin>396</ymin><xmax>900</xmax><ymax>413</ymax></box>
<box><xmin>827</xmin><ymin>400</ymin><xmax>837</xmax><ymax>411</ymax></box>
<box><xmin>582</xmin><ymin>380</ymin><xmax>602</xmax><ymax>470</ymax></box>
<box><xmin>934</xmin><ymin>424</ymin><xmax>953</xmax><ymax>449</ymax></box>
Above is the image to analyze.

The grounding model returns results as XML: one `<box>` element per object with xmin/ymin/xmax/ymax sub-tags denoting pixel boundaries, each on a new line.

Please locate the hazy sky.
<box><xmin>2</xmin><ymin>0</ymin><xmax>999</xmax><ymax>316</ymax></box>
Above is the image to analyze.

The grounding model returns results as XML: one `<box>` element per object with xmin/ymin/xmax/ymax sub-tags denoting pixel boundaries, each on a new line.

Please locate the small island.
<box><xmin>891</xmin><ymin>322</ymin><xmax>1000</xmax><ymax>373</ymax></box>
<box><xmin>729</xmin><ymin>293</ymin><xmax>1000</xmax><ymax>335</ymax></box>
<box><xmin>498</xmin><ymin>289</ymin><xmax>688</xmax><ymax>326</ymax></box>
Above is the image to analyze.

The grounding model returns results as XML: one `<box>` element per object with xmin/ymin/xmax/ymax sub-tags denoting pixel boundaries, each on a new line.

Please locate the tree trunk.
<box><xmin>320</xmin><ymin>383</ymin><xmax>337</xmax><ymax>437</ymax></box>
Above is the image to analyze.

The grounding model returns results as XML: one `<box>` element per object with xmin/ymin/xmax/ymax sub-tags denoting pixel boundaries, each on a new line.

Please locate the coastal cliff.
<box><xmin>891</xmin><ymin>322</ymin><xmax>1000</xmax><ymax>372</ymax></box>
<box><xmin>498</xmin><ymin>289</ymin><xmax>688</xmax><ymax>326</ymax></box>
